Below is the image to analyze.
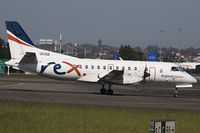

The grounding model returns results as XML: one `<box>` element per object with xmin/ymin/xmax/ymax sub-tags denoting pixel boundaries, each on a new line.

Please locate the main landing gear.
<box><xmin>100</xmin><ymin>83</ymin><xmax>113</xmax><ymax>95</ymax></box>
<box><xmin>174</xmin><ymin>87</ymin><xmax>179</xmax><ymax>98</ymax></box>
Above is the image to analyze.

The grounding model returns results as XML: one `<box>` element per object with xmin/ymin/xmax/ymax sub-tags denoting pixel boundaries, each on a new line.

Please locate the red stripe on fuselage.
<box><xmin>8</xmin><ymin>34</ymin><xmax>33</xmax><ymax>47</ymax></box>
<box><xmin>180</xmin><ymin>65</ymin><xmax>192</xmax><ymax>67</ymax></box>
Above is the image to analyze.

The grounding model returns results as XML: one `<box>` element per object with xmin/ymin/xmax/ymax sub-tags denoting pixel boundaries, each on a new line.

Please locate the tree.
<box><xmin>0</xmin><ymin>38</ymin><xmax>10</xmax><ymax>59</ymax></box>
<box><xmin>119</xmin><ymin>45</ymin><xmax>144</xmax><ymax>60</ymax></box>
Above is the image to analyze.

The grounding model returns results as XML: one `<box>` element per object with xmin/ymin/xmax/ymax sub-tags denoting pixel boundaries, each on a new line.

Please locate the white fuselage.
<box><xmin>6</xmin><ymin>46</ymin><xmax>197</xmax><ymax>85</ymax></box>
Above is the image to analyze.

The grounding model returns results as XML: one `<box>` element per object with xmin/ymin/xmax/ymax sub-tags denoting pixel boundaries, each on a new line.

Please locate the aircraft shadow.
<box><xmin>0</xmin><ymin>88</ymin><xmax>183</xmax><ymax>99</ymax></box>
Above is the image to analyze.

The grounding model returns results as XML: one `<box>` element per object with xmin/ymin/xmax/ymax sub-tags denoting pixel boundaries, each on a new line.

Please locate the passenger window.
<box><xmin>160</xmin><ymin>69</ymin><xmax>163</xmax><ymax>73</ymax></box>
<box><xmin>97</xmin><ymin>65</ymin><xmax>100</xmax><ymax>69</ymax></box>
<box><xmin>122</xmin><ymin>66</ymin><xmax>125</xmax><ymax>70</ymax></box>
<box><xmin>103</xmin><ymin>66</ymin><xmax>106</xmax><ymax>70</ymax></box>
<box><xmin>79</xmin><ymin>65</ymin><xmax>82</xmax><ymax>69</ymax></box>
<box><xmin>116</xmin><ymin>66</ymin><xmax>119</xmax><ymax>70</ymax></box>
<box><xmin>128</xmin><ymin>67</ymin><xmax>131</xmax><ymax>70</ymax></box>
<box><xmin>110</xmin><ymin>66</ymin><xmax>112</xmax><ymax>70</ymax></box>
<box><xmin>85</xmin><ymin>65</ymin><xmax>88</xmax><ymax>69</ymax></box>
<box><xmin>91</xmin><ymin>65</ymin><xmax>94</xmax><ymax>69</ymax></box>
<box><xmin>134</xmin><ymin>67</ymin><xmax>137</xmax><ymax>71</ymax></box>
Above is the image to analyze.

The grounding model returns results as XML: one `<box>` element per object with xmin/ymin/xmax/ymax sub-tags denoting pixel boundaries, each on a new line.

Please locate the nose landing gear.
<box><xmin>174</xmin><ymin>87</ymin><xmax>179</xmax><ymax>98</ymax></box>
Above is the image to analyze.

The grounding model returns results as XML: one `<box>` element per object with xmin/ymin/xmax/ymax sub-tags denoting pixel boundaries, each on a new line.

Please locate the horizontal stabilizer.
<box><xmin>19</xmin><ymin>52</ymin><xmax>37</xmax><ymax>64</ymax></box>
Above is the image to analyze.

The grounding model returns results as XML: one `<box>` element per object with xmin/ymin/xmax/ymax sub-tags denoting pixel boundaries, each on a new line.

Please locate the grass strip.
<box><xmin>0</xmin><ymin>100</ymin><xmax>199</xmax><ymax>133</ymax></box>
<box><xmin>0</xmin><ymin>81</ymin><xmax>6</xmax><ymax>85</ymax></box>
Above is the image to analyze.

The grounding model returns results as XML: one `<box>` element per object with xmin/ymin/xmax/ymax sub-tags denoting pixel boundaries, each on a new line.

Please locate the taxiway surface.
<box><xmin>0</xmin><ymin>74</ymin><xmax>200</xmax><ymax>110</ymax></box>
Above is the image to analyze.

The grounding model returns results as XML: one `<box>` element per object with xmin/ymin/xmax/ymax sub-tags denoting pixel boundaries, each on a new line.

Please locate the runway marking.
<box><xmin>113</xmin><ymin>101</ymin><xmax>200</xmax><ymax>105</ymax></box>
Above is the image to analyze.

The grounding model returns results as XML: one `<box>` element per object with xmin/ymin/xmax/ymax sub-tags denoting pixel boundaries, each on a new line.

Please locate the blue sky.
<box><xmin>1</xmin><ymin>0</ymin><xmax>200</xmax><ymax>48</ymax></box>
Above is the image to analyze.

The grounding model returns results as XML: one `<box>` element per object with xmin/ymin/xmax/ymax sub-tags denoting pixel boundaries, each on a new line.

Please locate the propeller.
<box><xmin>142</xmin><ymin>65</ymin><xmax>150</xmax><ymax>81</ymax></box>
<box><xmin>140</xmin><ymin>64</ymin><xmax>150</xmax><ymax>92</ymax></box>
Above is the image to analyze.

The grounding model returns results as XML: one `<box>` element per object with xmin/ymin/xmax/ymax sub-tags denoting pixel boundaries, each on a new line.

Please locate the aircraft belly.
<box><xmin>40</xmin><ymin>71</ymin><xmax>79</xmax><ymax>80</ymax></box>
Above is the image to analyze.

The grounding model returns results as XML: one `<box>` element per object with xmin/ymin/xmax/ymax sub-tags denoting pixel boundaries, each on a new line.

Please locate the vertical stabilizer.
<box><xmin>6</xmin><ymin>21</ymin><xmax>34</xmax><ymax>59</ymax></box>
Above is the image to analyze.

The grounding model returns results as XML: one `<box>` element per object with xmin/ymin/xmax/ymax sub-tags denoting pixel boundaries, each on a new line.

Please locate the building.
<box><xmin>36</xmin><ymin>39</ymin><xmax>58</xmax><ymax>52</ymax></box>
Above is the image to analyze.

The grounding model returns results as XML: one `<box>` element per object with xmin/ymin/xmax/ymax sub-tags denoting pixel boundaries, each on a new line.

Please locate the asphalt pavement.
<box><xmin>0</xmin><ymin>74</ymin><xmax>200</xmax><ymax>110</ymax></box>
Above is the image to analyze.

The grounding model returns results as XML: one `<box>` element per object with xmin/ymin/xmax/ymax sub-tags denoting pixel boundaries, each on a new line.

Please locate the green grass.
<box><xmin>0</xmin><ymin>81</ymin><xmax>6</xmax><ymax>85</ymax></box>
<box><xmin>0</xmin><ymin>101</ymin><xmax>199</xmax><ymax>133</ymax></box>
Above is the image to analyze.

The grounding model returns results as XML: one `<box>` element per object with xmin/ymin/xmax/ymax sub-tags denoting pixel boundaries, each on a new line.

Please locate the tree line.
<box><xmin>0</xmin><ymin>38</ymin><xmax>10</xmax><ymax>59</ymax></box>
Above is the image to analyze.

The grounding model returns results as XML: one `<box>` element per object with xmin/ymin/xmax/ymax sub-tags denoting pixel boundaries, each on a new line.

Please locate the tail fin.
<box><xmin>6</xmin><ymin>21</ymin><xmax>35</xmax><ymax>59</ymax></box>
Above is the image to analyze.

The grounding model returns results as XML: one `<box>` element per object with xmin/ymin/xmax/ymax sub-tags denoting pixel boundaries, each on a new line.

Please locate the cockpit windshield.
<box><xmin>171</xmin><ymin>66</ymin><xmax>184</xmax><ymax>72</ymax></box>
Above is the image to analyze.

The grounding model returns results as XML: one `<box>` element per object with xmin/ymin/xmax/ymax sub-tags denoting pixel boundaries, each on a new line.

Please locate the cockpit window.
<box><xmin>171</xmin><ymin>67</ymin><xmax>179</xmax><ymax>71</ymax></box>
<box><xmin>171</xmin><ymin>66</ymin><xmax>184</xmax><ymax>72</ymax></box>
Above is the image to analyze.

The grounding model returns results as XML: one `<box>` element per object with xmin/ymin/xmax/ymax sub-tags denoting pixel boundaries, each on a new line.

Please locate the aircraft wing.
<box><xmin>98</xmin><ymin>70</ymin><xmax>144</xmax><ymax>85</ymax></box>
<box><xmin>98</xmin><ymin>70</ymin><xmax>124</xmax><ymax>84</ymax></box>
<box><xmin>78</xmin><ymin>70</ymin><xmax>144</xmax><ymax>84</ymax></box>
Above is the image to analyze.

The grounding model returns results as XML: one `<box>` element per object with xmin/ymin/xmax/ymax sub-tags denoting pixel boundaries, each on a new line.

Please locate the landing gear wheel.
<box><xmin>107</xmin><ymin>89</ymin><xmax>113</xmax><ymax>95</ymax></box>
<box><xmin>100</xmin><ymin>88</ymin><xmax>106</xmax><ymax>94</ymax></box>
<box><xmin>174</xmin><ymin>88</ymin><xmax>179</xmax><ymax>98</ymax></box>
<box><xmin>174</xmin><ymin>94</ymin><xmax>179</xmax><ymax>98</ymax></box>
<box><xmin>100</xmin><ymin>84</ymin><xmax>106</xmax><ymax>94</ymax></box>
<box><xmin>106</xmin><ymin>83</ymin><xmax>113</xmax><ymax>95</ymax></box>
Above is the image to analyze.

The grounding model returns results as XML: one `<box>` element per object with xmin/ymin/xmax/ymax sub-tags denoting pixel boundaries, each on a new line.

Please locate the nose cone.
<box><xmin>4</xmin><ymin>60</ymin><xmax>12</xmax><ymax>66</ymax></box>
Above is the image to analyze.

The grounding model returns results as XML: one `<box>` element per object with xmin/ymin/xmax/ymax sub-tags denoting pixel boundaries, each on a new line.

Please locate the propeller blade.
<box><xmin>143</xmin><ymin>65</ymin><xmax>150</xmax><ymax>81</ymax></box>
